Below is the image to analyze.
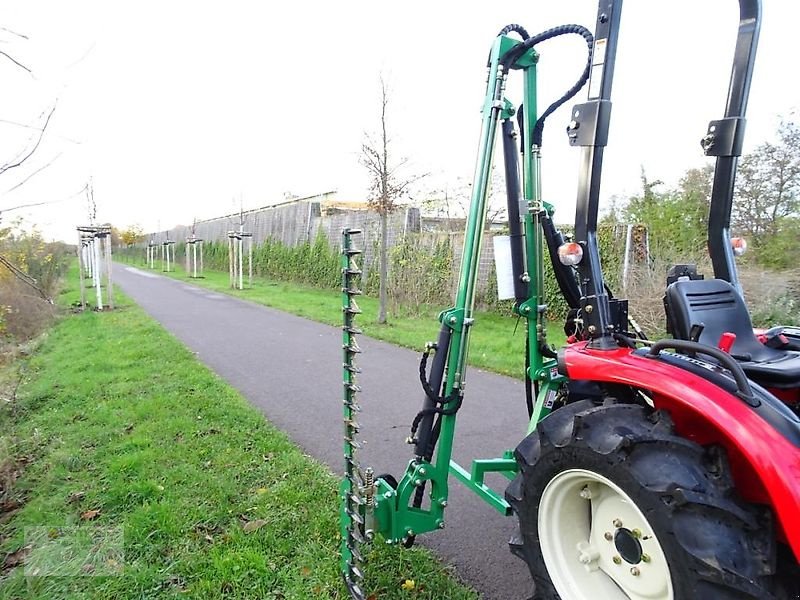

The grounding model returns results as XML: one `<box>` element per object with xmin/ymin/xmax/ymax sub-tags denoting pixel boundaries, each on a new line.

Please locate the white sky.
<box><xmin>2</xmin><ymin>1</ymin><xmax>798</xmax><ymax>241</ymax></box>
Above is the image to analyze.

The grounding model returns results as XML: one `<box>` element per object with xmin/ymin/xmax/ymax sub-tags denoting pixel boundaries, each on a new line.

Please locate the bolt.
<box><xmin>413</xmin><ymin>479</ymin><xmax>422</xmax><ymax>487</ymax></box>
<box><xmin>439</xmin><ymin>500</ymin><xmax>448</xmax><ymax>508</ymax></box>
<box><xmin>449</xmin><ymin>316</ymin><xmax>457</xmax><ymax>324</ymax></box>
<box><xmin>407</xmin><ymin>530</ymin><xmax>415</xmax><ymax>537</ymax></box>
<box><xmin>612</xmin><ymin>556</ymin><xmax>622</xmax><ymax>565</ymax></box>
<box><xmin>579</xmin><ymin>486</ymin><xmax>593</xmax><ymax>500</ymax></box>
<box><xmin>641</xmin><ymin>554</ymin><xmax>651</xmax><ymax>563</ymax></box>
<box><xmin>588</xmin><ymin>325</ymin><xmax>597</xmax><ymax>334</ymax></box>
<box><xmin>585</xmin><ymin>304</ymin><xmax>594</xmax><ymax>313</ymax></box>
<box><xmin>613</xmin><ymin>518</ymin><xmax>623</xmax><ymax>528</ymax></box>
<box><xmin>418</xmin><ymin>467</ymin><xmax>426</xmax><ymax>476</ymax></box>
<box><xmin>576</xmin><ymin>541</ymin><xmax>599</xmax><ymax>568</ymax></box>
<box><xmin>604</xmin><ymin>532</ymin><xmax>613</xmax><ymax>541</ymax></box>
<box><xmin>438</xmin><ymin>520</ymin><xmax>445</xmax><ymax>529</ymax></box>
<box><xmin>631</xmin><ymin>528</ymin><xmax>642</xmax><ymax>539</ymax></box>
<box><xmin>384</xmin><ymin>491</ymin><xmax>393</xmax><ymax>499</ymax></box>
<box><xmin>630</xmin><ymin>567</ymin><xmax>640</xmax><ymax>576</ymax></box>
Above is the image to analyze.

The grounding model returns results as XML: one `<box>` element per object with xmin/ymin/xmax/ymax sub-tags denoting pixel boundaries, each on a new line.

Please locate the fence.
<box><xmin>144</xmin><ymin>192</ymin><xmax>421</xmax><ymax>285</ymax></box>
<box><xmin>142</xmin><ymin>193</ymin><xmax>642</xmax><ymax>313</ymax></box>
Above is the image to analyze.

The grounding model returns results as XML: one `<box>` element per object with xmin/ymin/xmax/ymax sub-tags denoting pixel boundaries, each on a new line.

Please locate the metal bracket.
<box><xmin>439</xmin><ymin>307</ymin><xmax>466</xmax><ymax>331</ymax></box>
<box><xmin>566</xmin><ymin>99</ymin><xmax>612</xmax><ymax>147</ymax></box>
<box><xmin>701</xmin><ymin>117</ymin><xmax>747</xmax><ymax>157</ymax></box>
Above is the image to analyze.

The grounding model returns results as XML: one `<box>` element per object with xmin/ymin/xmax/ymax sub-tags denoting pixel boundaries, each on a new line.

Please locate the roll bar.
<box><xmin>570</xmin><ymin>0</ymin><xmax>762</xmax><ymax>345</ymax></box>
<box><xmin>706</xmin><ymin>0</ymin><xmax>761</xmax><ymax>286</ymax></box>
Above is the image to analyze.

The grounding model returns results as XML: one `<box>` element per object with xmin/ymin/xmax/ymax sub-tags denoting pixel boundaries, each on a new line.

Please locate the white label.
<box><xmin>492</xmin><ymin>235</ymin><xmax>516</xmax><ymax>301</ymax></box>
<box><xmin>588</xmin><ymin>64</ymin><xmax>604</xmax><ymax>99</ymax></box>
<box><xmin>593</xmin><ymin>38</ymin><xmax>607</xmax><ymax>65</ymax></box>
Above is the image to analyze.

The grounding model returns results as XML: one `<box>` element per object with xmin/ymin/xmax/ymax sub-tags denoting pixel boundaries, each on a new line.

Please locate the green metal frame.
<box><xmin>341</xmin><ymin>34</ymin><xmax>567</xmax><ymax>555</ymax></box>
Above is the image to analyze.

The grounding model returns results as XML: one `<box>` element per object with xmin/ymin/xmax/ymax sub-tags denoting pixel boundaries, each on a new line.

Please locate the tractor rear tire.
<box><xmin>505</xmin><ymin>400</ymin><xmax>779</xmax><ymax>600</ymax></box>
<box><xmin>776</xmin><ymin>544</ymin><xmax>800</xmax><ymax>599</ymax></box>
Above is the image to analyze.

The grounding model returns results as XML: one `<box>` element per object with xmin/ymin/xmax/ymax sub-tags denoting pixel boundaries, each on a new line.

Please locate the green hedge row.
<box><xmin>189</xmin><ymin>233</ymin><xmax>341</xmax><ymax>289</ymax></box>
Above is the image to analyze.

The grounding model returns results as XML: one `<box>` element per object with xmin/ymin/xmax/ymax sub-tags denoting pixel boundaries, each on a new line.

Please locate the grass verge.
<box><xmin>124</xmin><ymin>259</ymin><xmax>565</xmax><ymax>379</ymax></box>
<box><xmin>0</xmin><ymin>282</ymin><xmax>478</xmax><ymax>599</ymax></box>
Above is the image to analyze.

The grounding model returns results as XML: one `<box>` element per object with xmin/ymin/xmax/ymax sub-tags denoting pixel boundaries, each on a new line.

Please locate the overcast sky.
<box><xmin>2</xmin><ymin>1</ymin><xmax>798</xmax><ymax>242</ymax></box>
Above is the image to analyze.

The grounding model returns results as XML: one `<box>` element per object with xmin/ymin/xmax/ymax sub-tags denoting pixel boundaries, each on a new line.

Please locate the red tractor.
<box><xmin>339</xmin><ymin>1</ymin><xmax>800</xmax><ymax>597</ymax></box>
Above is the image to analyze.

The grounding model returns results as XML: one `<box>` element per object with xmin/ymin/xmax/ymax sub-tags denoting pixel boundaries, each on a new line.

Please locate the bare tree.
<box><xmin>734</xmin><ymin>119</ymin><xmax>800</xmax><ymax>243</ymax></box>
<box><xmin>0</xmin><ymin>27</ymin><xmax>32</xmax><ymax>76</ymax></box>
<box><xmin>0</xmin><ymin>104</ymin><xmax>56</xmax><ymax>177</ymax></box>
<box><xmin>360</xmin><ymin>78</ymin><xmax>423</xmax><ymax>324</ymax></box>
<box><xmin>85</xmin><ymin>177</ymin><xmax>96</xmax><ymax>224</ymax></box>
<box><xmin>0</xmin><ymin>29</ymin><xmax>61</xmax><ymax>215</ymax></box>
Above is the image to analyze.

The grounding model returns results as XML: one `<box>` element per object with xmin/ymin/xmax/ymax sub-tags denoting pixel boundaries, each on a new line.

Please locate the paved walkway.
<box><xmin>114</xmin><ymin>265</ymin><xmax>534</xmax><ymax>599</ymax></box>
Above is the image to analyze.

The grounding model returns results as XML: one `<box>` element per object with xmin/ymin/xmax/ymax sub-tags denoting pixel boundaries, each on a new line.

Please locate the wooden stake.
<box><xmin>77</xmin><ymin>233</ymin><xmax>86</xmax><ymax>309</ymax></box>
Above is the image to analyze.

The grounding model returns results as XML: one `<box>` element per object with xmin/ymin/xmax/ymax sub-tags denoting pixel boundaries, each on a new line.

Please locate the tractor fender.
<box><xmin>559</xmin><ymin>342</ymin><xmax>800</xmax><ymax>562</ymax></box>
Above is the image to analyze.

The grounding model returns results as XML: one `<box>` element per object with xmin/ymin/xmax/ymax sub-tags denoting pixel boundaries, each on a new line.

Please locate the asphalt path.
<box><xmin>114</xmin><ymin>265</ymin><xmax>535</xmax><ymax>599</ymax></box>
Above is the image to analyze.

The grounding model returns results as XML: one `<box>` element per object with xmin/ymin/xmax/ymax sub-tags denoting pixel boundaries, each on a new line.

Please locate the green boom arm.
<box><xmin>357</xmin><ymin>34</ymin><xmax>565</xmax><ymax>547</ymax></box>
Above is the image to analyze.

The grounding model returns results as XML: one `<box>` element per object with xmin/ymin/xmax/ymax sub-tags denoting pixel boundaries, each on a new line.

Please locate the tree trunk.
<box><xmin>378</xmin><ymin>211</ymin><xmax>388</xmax><ymax>324</ymax></box>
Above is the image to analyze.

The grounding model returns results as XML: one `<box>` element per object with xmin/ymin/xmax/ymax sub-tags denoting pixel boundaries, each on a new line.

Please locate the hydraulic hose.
<box><xmin>497</xmin><ymin>24</ymin><xmax>530</xmax><ymax>41</ymax></box>
<box><xmin>499</xmin><ymin>24</ymin><xmax>594</xmax><ymax>148</ymax></box>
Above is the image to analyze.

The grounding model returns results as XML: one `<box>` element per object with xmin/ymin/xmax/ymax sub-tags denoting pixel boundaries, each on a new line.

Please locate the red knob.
<box><xmin>718</xmin><ymin>332</ymin><xmax>736</xmax><ymax>353</ymax></box>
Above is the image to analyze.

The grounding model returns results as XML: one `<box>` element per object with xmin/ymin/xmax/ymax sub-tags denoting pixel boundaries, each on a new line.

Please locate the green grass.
<box><xmin>0</xmin><ymin>277</ymin><xmax>478</xmax><ymax>599</ymax></box>
<box><xmin>126</xmin><ymin>259</ymin><xmax>565</xmax><ymax>379</ymax></box>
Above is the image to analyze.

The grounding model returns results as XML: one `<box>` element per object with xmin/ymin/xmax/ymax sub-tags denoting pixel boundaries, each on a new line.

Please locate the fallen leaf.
<box><xmin>67</xmin><ymin>491</ymin><xmax>86</xmax><ymax>504</ymax></box>
<box><xmin>300</xmin><ymin>566</ymin><xmax>311</xmax><ymax>577</ymax></box>
<box><xmin>204</xmin><ymin>534</ymin><xmax>214</xmax><ymax>543</ymax></box>
<box><xmin>256</xmin><ymin>487</ymin><xmax>268</xmax><ymax>495</ymax></box>
<box><xmin>242</xmin><ymin>519</ymin><xmax>267</xmax><ymax>534</ymax></box>
<box><xmin>3</xmin><ymin>545</ymin><xmax>31</xmax><ymax>569</ymax></box>
<box><xmin>400</xmin><ymin>579</ymin><xmax>415</xmax><ymax>591</ymax></box>
<box><xmin>81</xmin><ymin>509</ymin><xmax>101</xmax><ymax>521</ymax></box>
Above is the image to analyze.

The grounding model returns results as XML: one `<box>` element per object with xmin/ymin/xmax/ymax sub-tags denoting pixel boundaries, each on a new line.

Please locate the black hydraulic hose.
<box><xmin>500</xmin><ymin>24</ymin><xmax>594</xmax><ymax>148</ymax></box>
<box><xmin>524</xmin><ymin>334</ymin><xmax>534</xmax><ymax>418</ymax></box>
<box><xmin>413</xmin><ymin>326</ymin><xmax>451</xmax><ymax>458</ymax></box>
<box><xmin>541</xmin><ymin>212</ymin><xmax>581</xmax><ymax>310</ymax></box>
<box><xmin>497</xmin><ymin>23</ymin><xmax>530</xmax><ymax>40</ymax></box>
<box><xmin>540</xmin><ymin>343</ymin><xmax>558</xmax><ymax>359</ymax></box>
<box><xmin>646</xmin><ymin>339</ymin><xmax>757</xmax><ymax>406</ymax></box>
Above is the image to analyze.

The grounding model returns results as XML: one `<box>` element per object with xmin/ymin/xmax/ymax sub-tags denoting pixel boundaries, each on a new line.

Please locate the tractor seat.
<box><xmin>665</xmin><ymin>278</ymin><xmax>800</xmax><ymax>389</ymax></box>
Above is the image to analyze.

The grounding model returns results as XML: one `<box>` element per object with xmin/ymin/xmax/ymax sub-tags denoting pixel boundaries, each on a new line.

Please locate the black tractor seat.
<box><xmin>665</xmin><ymin>278</ymin><xmax>800</xmax><ymax>389</ymax></box>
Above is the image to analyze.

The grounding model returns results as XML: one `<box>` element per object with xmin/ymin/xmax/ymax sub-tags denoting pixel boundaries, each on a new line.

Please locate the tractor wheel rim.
<box><xmin>538</xmin><ymin>468</ymin><xmax>674</xmax><ymax>600</ymax></box>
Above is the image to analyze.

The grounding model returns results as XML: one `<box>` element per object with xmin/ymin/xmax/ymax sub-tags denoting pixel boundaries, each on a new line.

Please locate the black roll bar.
<box><xmin>568</xmin><ymin>0</ymin><xmax>762</xmax><ymax>344</ymax></box>
<box><xmin>705</xmin><ymin>0</ymin><xmax>761</xmax><ymax>286</ymax></box>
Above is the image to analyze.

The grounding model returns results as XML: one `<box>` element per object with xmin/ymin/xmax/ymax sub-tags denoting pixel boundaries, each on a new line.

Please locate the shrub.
<box><xmin>0</xmin><ymin>224</ymin><xmax>69</xmax><ymax>354</ymax></box>
<box><xmin>387</xmin><ymin>234</ymin><xmax>453</xmax><ymax>314</ymax></box>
